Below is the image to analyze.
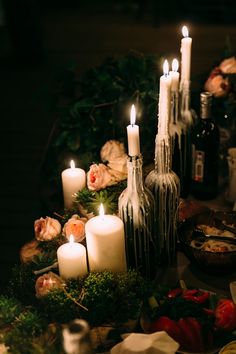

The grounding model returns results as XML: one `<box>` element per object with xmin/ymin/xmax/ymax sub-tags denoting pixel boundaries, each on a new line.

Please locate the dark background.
<box><xmin>1</xmin><ymin>0</ymin><xmax>236</xmax><ymax>290</ymax></box>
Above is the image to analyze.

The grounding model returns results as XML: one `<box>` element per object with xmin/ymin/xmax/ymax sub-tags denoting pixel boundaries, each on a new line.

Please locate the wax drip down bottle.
<box><xmin>190</xmin><ymin>92</ymin><xmax>220</xmax><ymax>200</ymax></box>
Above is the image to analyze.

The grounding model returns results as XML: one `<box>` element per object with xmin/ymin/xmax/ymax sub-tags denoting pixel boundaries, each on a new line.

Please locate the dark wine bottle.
<box><xmin>190</xmin><ymin>92</ymin><xmax>220</xmax><ymax>200</ymax></box>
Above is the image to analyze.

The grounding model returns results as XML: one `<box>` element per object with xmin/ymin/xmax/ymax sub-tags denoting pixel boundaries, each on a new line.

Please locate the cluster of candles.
<box><xmin>58</xmin><ymin>26</ymin><xmax>192</xmax><ymax>280</ymax></box>
<box><xmin>57</xmin><ymin>204</ymin><xmax>127</xmax><ymax>279</ymax></box>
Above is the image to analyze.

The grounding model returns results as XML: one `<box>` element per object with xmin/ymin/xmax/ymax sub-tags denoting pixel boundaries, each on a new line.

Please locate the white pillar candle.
<box><xmin>85</xmin><ymin>204</ymin><xmax>127</xmax><ymax>272</ymax></box>
<box><xmin>180</xmin><ymin>25</ymin><xmax>192</xmax><ymax>83</ymax></box>
<box><xmin>127</xmin><ymin>104</ymin><xmax>140</xmax><ymax>156</ymax></box>
<box><xmin>57</xmin><ymin>235</ymin><xmax>88</xmax><ymax>279</ymax></box>
<box><xmin>158</xmin><ymin>60</ymin><xmax>172</xmax><ymax>136</ymax></box>
<box><xmin>61</xmin><ymin>160</ymin><xmax>86</xmax><ymax>209</ymax></box>
<box><xmin>169</xmin><ymin>58</ymin><xmax>180</xmax><ymax>92</ymax></box>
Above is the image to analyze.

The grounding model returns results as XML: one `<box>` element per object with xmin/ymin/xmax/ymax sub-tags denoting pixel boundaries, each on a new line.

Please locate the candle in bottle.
<box><xmin>169</xmin><ymin>58</ymin><xmax>180</xmax><ymax>92</ymax></box>
<box><xmin>181</xmin><ymin>25</ymin><xmax>192</xmax><ymax>82</ymax></box>
<box><xmin>127</xmin><ymin>104</ymin><xmax>140</xmax><ymax>156</ymax></box>
<box><xmin>158</xmin><ymin>60</ymin><xmax>172</xmax><ymax>136</ymax></box>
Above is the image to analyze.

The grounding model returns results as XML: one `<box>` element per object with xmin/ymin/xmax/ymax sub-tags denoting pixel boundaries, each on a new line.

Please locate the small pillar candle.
<box><xmin>127</xmin><ymin>104</ymin><xmax>140</xmax><ymax>156</ymax></box>
<box><xmin>85</xmin><ymin>204</ymin><xmax>127</xmax><ymax>272</ymax></box>
<box><xmin>57</xmin><ymin>235</ymin><xmax>88</xmax><ymax>279</ymax></box>
<box><xmin>61</xmin><ymin>160</ymin><xmax>86</xmax><ymax>209</ymax></box>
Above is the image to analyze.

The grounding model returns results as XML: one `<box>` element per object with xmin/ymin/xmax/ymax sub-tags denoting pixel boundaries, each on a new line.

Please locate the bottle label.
<box><xmin>192</xmin><ymin>146</ymin><xmax>205</xmax><ymax>182</ymax></box>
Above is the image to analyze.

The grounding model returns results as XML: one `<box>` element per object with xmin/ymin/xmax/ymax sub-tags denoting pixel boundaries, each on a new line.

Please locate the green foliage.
<box><xmin>0</xmin><ymin>296</ymin><xmax>22</xmax><ymax>327</ymax></box>
<box><xmin>39</xmin><ymin>235</ymin><xmax>67</xmax><ymax>258</ymax></box>
<box><xmin>7</xmin><ymin>263</ymin><xmax>37</xmax><ymax>304</ymax></box>
<box><xmin>114</xmin><ymin>270</ymin><xmax>150</xmax><ymax>323</ymax></box>
<box><xmin>43</xmin><ymin>279</ymin><xmax>83</xmax><ymax>323</ymax></box>
<box><xmin>2</xmin><ymin>308</ymin><xmax>46</xmax><ymax>354</ymax></box>
<box><xmin>75</xmin><ymin>180</ymin><xmax>127</xmax><ymax>215</ymax></box>
<box><xmin>81</xmin><ymin>270</ymin><xmax>148</xmax><ymax>325</ymax></box>
<box><xmin>82</xmin><ymin>271</ymin><xmax>117</xmax><ymax>325</ymax></box>
<box><xmin>44</xmin><ymin>51</ymin><xmax>160</xmax><ymax>179</ymax></box>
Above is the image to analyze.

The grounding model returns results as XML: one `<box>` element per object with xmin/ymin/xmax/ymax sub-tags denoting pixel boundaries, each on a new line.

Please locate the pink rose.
<box><xmin>204</xmin><ymin>74</ymin><xmax>230</xmax><ymax>97</ymax></box>
<box><xmin>62</xmin><ymin>214</ymin><xmax>86</xmax><ymax>242</ymax></box>
<box><xmin>87</xmin><ymin>163</ymin><xmax>115</xmax><ymax>191</ymax></box>
<box><xmin>35</xmin><ymin>271</ymin><xmax>64</xmax><ymax>298</ymax></box>
<box><xmin>34</xmin><ymin>216</ymin><xmax>61</xmax><ymax>241</ymax></box>
<box><xmin>219</xmin><ymin>56</ymin><xmax>236</xmax><ymax>74</ymax></box>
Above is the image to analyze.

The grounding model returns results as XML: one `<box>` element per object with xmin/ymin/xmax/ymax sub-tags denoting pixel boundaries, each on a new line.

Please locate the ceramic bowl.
<box><xmin>178</xmin><ymin>210</ymin><xmax>236</xmax><ymax>274</ymax></box>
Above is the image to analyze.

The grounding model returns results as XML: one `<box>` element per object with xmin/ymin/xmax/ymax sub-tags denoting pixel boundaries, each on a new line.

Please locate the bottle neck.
<box><xmin>200</xmin><ymin>104</ymin><xmax>211</xmax><ymax>120</ymax></box>
<box><xmin>200</xmin><ymin>91</ymin><xmax>212</xmax><ymax>120</ymax></box>
<box><xmin>127</xmin><ymin>155</ymin><xmax>144</xmax><ymax>193</ymax></box>
<box><xmin>154</xmin><ymin>135</ymin><xmax>171</xmax><ymax>173</ymax></box>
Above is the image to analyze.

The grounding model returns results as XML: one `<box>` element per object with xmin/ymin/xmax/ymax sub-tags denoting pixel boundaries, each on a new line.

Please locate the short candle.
<box><xmin>57</xmin><ymin>235</ymin><xmax>88</xmax><ymax>279</ymax></box>
<box><xmin>85</xmin><ymin>204</ymin><xmax>127</xmax><ymax>272</ymax></box>
<box><xmin>61</xmin><ymin>160</ymin><xmax>86</xmax><ymax>209</ymax></box>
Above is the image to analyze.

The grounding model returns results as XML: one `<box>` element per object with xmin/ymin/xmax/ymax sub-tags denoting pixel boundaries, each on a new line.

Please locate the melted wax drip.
<box><xmin>119</xmin><ymin>156</ymin><xmax>156</xmax><ymax>279</ymax></box>
<box><xmin>145</xmin><ymin>135</ymin><xmax>180</xmax><ymax>265</ymax></box>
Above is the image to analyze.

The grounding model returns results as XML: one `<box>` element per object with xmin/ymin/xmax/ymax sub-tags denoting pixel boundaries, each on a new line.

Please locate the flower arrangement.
<box><xmin>41</xmin><ymin>51</ymin><xmax>160</xmax><ymax>192</ymax></box>
<box><xmin>204</xmin><ymin>56</ymin><xmax>236</xmax><ymax>178</ymax></box>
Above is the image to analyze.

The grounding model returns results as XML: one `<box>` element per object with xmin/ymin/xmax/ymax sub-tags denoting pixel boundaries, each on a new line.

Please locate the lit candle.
<box><xmin>169</xmin><ymin>58</ymin><xmax>180</xmax><ymax>92</ymax></box>
<box><xmin>180</xmin><ymin>25</ymin><xmax>192</xmax><ymax>83</ymax></box>
<box><xmin>57</xmin><ymin>235</ymin><xmax>88</xmax><ymax>279</ymax></box>
<box><xmin>61</xmin><ymin>160</ymin><xmax>86</xmax><ymax>209</ymax></box>
<box><xmin>85</xmin><ymin>204</ymin><xmax>127</xmax><ymax>272</ymax></box>
<box><xmin>158</xmin><ymin>60</ymin><xmax>172</xmax><ymax>136</ymax></box>
<box><xmin>127</xmin><ymin>104</ymin><xmax>140</xmax><ymax>156</ymax></box>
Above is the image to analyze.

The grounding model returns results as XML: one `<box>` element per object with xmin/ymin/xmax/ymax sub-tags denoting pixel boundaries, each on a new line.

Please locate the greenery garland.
<box><xmin>1</xmin><ymin>267</ymin><xmax>149</xmax><ymax>354</ymax></box>
<box><xmin>42</xmin><ymin>51</ymin><xmax>161</xmax><ymax>183</ymax></box>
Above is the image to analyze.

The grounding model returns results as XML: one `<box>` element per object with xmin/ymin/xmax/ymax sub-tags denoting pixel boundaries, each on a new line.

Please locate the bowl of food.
<box><xmin>178</xmin><ymin>209</ymin><xmax>236</xmax><ymax>274</ymax></box>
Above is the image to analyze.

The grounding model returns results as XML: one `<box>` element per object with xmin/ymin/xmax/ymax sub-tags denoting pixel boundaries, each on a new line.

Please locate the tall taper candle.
<box><xmin>181</xmin><ymin>25</ymin><xmax>192</xmax><ymax>82</ymax></box>
<box><xmin>158</xmin><ymin>60</ymin><xmax>172</xmax><ymax>136</ymax></box>
<box><xmin>127</xmin><ymin>104</ymin><xmax>140</xmax><ymax>156</ymax></box>
<box><xmin>169</xmin><ymin>58</ymin><xmax>180</xmax><ymax>92</ymax></box>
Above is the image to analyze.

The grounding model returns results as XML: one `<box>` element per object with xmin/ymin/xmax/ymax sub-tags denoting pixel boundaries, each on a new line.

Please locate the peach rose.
<box><xmin>35</xmin><ymin>271</ymin><xmax>64</xmax><ymax>298</ymax></box>
<box><xmin>62</xmin><ymin>214</ymin><xmax>86</xmax><ymax>242</ymax></box>
<box><xmin>204</xmin><ymin>74</ymin><xmax>230</xmax><ymax>97</ymax></box>
<box><xmin>219</xmin><ymin>56</ymin><xmax>236</xmax><ymax>74</ymax></box>
<box><xmin>100</xmin><ymin>140</ymin><xmax>126</xmax><ymax>162</ymax></box>
<box><xmin>34</xmin><ymin>216</ymin><xmax>61</xmax><ymax>241</ymax></box>
<box><xmin>108</xmin><ymin>155</ymin><xmax>128</xmax><ymax>176</ymax></box>
<box><xmin>0</xmin><ymin>344</ymin><xmax>9</xmax><ymax>354</ymax></box>
<box><xmin>87</xmin><ymin>163</ymin><xmax>116</xmax><ymax>191</ymax></box>
<box><xmin>20</xmin><ymin>239</ymin><xmax>41</xmax><ymax>263</ymax></box>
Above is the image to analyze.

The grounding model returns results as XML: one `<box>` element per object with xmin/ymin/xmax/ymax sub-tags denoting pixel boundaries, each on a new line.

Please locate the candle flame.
<box><xmin>163</xmin><ymin>60</ymin><xmax>169</xmax><ymax>76</ymax></box>
<box><xmin>70</xmin><ymin>160</ymin><xmax>75</xmax><ymax>169</ymax></box>
<box><xmin>130</xmin><ymin>104</ymin><xmax>136</xmax><ymax>125</ymax></box>
<box><xmin>69</xmin><ymin>234</ymin><xmax>74</xmax><ymax>243</ymax></box>
<box><xmin>172</xmin><ymin>58</ymin><xmax>179</xmax><ymax>72</ymax></box>
<box><xmin>99</xmin><ymin>203</ymin><xmax>105</xmax><ymax>217</ymax></box>
<box><xmin>182</xmin><ymin>25</ymin><xmax>189</xmax><ymax>38</ymax></box>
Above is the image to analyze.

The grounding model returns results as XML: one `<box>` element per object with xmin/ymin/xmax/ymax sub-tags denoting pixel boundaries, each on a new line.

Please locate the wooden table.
<box><xmin>157</xmin><ymin>251</ymin><xmax>236</xmax><ymax>298</ymax></box>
